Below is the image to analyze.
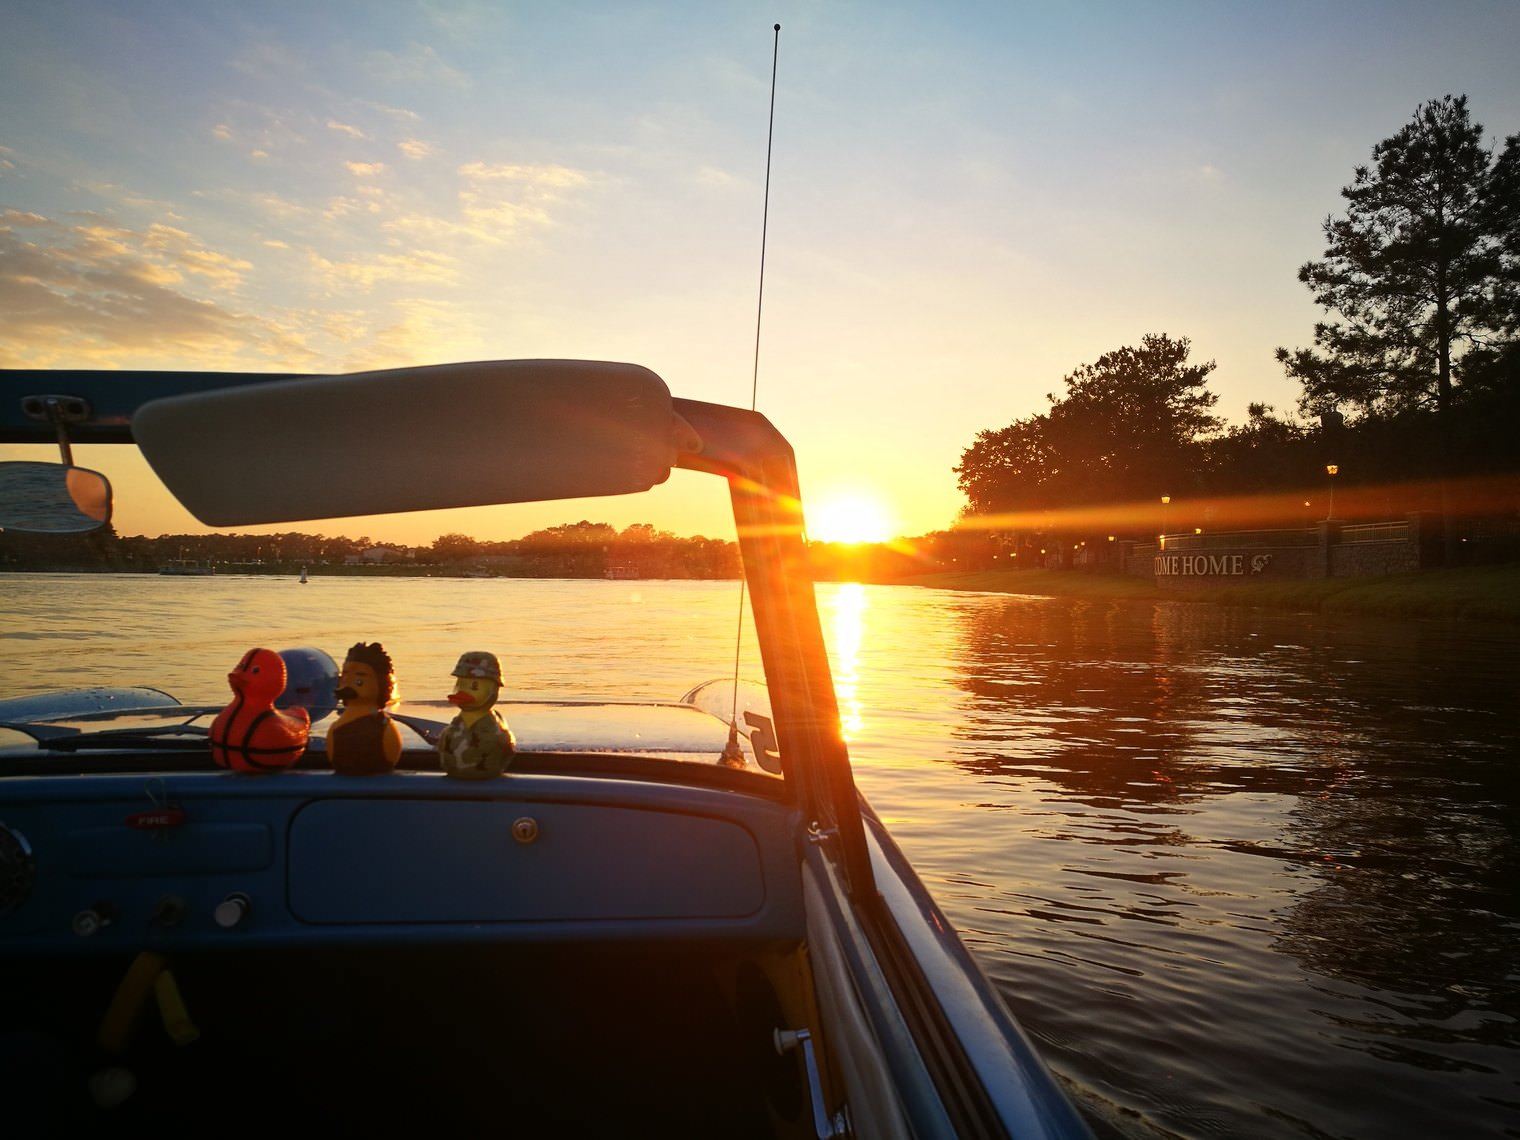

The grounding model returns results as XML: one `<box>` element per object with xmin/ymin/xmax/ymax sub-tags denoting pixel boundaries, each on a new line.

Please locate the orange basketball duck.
<box><xmin>210</xmin><ymin>648</ymin><xmax>311</xmax><ymax>772</ymax></box>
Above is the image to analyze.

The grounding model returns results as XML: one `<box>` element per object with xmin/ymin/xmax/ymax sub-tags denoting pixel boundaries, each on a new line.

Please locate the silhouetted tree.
<box><xmin>954</xmin><ymin>414</ymin><xmax>1058</xmax><ymax>519</ymax></box>
<box><xmin>1277</xmin><ymin>96</ymin><xmax>1517</xmax><ymax>420</ymax></box>
<box><xmin>431</xmin><ymin>533</ymin><xmax>482</xmax><ymax>562</ymax></box>
<box><xmin>1484</xmin><ymin>130</ymin><xmax>1520</xmax><ymax>332</ymax></box>
<box><xmin>1044</xmin><ymin>333</ymin><xmax>1220</xmax><ymax>505</ymax></box>
<box><xmin>1202</xmin><ymin>404</ymin><xmax>1312</xmax><ymax>497</ymax></box>
<box><xmin>956</xmin><ymin>334</ymin><xmax>1219</xmax><ymax>527</ymax></box>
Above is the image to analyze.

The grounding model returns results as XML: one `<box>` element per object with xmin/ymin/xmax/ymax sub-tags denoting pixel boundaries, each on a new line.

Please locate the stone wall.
<box><xmin>1121</xmin><ymin>517</ymin><xmax>1426</xmax><ymax>588</ymax></box>
<box><xmin>1329</xmin><ymin>541</ymin><xmax>1419</xmax><ymax>577</ymax></box>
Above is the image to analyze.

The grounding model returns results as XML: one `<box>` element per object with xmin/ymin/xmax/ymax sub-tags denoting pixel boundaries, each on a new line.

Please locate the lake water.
<box><xmin>2</xmin><ymin>573</ymin><xmax>1518</xmax><ymax>1138</ymax></box>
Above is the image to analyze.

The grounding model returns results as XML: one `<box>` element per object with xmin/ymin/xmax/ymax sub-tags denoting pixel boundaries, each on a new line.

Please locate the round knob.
<box><xmin>152</xmin><ymin>895</ymin><xmax>186</xmax><ymax>929</ymax></box>
<box><xmin>512</xmin><ymin>817</ymin><xmax>539</xmax><ymax>844</ymax></box>
<box><xmin>88</xmin><ymin>1066</ymin><xmax>137</xmax><ymax>1109</ymax></box>
<box><xmin>213</xmin><ymin>893</ymin><xmax>250</xmax><ymax>929</ymax></box>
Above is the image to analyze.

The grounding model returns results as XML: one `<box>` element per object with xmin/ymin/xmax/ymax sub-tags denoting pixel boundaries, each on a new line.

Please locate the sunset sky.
<box><xmin>3</xmin><ymin>2</ymin><xmax>1518</xmax><ymax>544</ymax></box>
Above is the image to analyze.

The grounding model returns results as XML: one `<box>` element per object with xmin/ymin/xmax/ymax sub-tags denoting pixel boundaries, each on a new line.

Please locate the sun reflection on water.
<box><xmin>825</xmin><ymin>581</ymin><xmax>867</xmax><ymax>741</ymax></box>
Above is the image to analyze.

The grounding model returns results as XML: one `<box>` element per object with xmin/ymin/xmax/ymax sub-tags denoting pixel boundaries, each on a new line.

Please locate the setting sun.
<box><xmin>807</xmin><ymin>491</ymin><xmax>898</xmax><ymax>545</ymax></box>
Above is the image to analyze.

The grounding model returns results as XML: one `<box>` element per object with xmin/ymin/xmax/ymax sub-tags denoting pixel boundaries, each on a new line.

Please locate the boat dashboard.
<box><xmin>0</xmin><ymin>771</ymin><xmax>805</xmax><ymax>956</ymax></box>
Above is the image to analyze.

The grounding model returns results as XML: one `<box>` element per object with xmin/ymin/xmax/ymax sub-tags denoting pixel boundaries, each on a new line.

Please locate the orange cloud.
<box><xmin>306</xmin><ymin>248</ymin><xmax>457</xmax><ymax>290</ymax></box>
<box><xmin>0</xmin><ymin>208</ymin><xmax>309</xmax><ymax>368</ymax></box>
<box><xmin>454</xmin><ymin>161</ymin><xmax>590</xmax><ymax>240</ymax></box>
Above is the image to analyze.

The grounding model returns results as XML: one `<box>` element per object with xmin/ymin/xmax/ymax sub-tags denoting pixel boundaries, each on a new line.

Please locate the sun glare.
<box><xmin>808</xmin><ymin>491</ymin><xmax>896</xmax><ymax>545</ymax></box>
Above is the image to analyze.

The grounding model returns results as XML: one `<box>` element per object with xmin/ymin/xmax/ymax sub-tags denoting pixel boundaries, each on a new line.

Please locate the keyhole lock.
<box><xmin>512</xmin><ymin>817</ymin><xmax>539</xmax><ymax>844</ymax></box>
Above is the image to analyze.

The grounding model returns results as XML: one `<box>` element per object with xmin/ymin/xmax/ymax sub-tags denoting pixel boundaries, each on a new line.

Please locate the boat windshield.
<box><xmin>0</xmin><ymin>467</ymin><xmax>782</xmax><ymax>780</ymax></box>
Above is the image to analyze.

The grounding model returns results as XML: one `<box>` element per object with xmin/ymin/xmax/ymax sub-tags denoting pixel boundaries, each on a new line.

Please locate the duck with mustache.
<box><xmin>328</xmin><ymin>642</ymin><xmax>403</xmax><ymax>775</ymax></box>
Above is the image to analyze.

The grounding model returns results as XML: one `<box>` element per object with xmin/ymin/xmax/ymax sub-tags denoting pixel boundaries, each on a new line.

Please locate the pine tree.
<box><xmin>1277</xmin><ymin>95</ymin><xmax>1514</xmax><ymax>419</ymax></box>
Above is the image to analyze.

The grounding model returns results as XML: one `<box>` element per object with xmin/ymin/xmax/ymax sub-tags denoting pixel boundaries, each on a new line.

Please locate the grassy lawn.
<box><xmin>893</xmin><ymin>565</ymin><xmax>1520</xmax><ymax>623</ymax></box>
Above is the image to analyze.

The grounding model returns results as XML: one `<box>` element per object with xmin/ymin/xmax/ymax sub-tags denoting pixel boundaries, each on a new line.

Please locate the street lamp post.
<box><xmin>1325</xmin><ymin>465</ymin><xmax>1339</xmax><ymax>521</ymax></box>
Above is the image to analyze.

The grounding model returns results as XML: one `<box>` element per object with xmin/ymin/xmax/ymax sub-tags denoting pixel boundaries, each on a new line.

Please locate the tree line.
<box><xmin>0</xmin><ymin>520</ymin><xmax>742</xmax><ymax>579</ymax></box>
<box><xmin>0</xmin><ymin>519</ymin><xmax>951</xmax><ymax>581</ymax></box>
<box><xmin>955</xmin><ymin>95</ymin><xmax>1520</xmax><ymax>564</ymax></box>
<box><xmin>430</xmin><ymin>521</ymin><xmax>740</xmax><ymax>579</ymax></box>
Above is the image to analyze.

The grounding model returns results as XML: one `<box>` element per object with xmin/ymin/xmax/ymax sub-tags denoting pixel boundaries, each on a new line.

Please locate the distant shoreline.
<box><xmin>0</xmin><ymin>568</ymin><xmax>741</xmax><ymax>583</ymax></box>
<box><xmin>9</xmin><ymin>564</ymin><xmax>1518</xmax><ymax>624</ymax></box>
<box><xmin>894</xmin><ymin>566</ymin><xmax>1520</xmax><ymax>624</ymax></box>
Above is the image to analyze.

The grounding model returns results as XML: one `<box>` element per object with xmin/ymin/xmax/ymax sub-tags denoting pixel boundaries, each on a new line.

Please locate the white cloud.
<box><xmin>357</xmin><ymin>99</ymin><xmax>422</xmax><ymax>122</ymax></box>
<box><xmin>365</xmin><ymin>43</ymin><xmax>466</xmax><ymax>87</ymax></box>
<box><xmin>212</xmin><ymin>123</ymin><xmax>234</xmax><ymax>141</ymax></box>
<box><xmin>398</xmin><ymin>138</ymin><xmax>435</xmax><ymax>160</ymax></box>
<box><xmin>229</xmin><ymin>40</ymin><xmax>306</xmax><ymax>80</ymax></box>
<box><xmin>327</xmin><ymin>119</ymin><xmax>368</xmax><ymax>139</ymax></box>
<box><xmin>345</xmin><ymin>161</ymin><xmax>386</xmax><ymax>177</ymax></box>
<box><xmin>696</xmin><ymin>165</ymin><xmax>737</xmax><ymax>187</ymax></box>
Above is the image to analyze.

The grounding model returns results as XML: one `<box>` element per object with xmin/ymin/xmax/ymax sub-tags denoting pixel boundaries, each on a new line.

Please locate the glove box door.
<box><xmin>287</xmin><ymin>798</ymin><xmax>765</xmax><ymax>924</ymax></box>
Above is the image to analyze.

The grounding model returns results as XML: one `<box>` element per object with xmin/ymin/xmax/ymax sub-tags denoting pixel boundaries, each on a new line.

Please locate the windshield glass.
<box><xmin>0</xmin><ymin>474</ymin><xmax>778</xmax><ymax>777</ymax></box>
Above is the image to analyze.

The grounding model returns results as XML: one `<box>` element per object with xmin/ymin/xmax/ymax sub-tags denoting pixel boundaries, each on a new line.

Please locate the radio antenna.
<box><xmin>723</xmin><ymin>22</ymin><xmax>781</xmax><ymax>767</ymax></box>
<box><xmin>749</xmin><ymin>22</ymin><xmax>781</xmax><ymax>414</ymax></box>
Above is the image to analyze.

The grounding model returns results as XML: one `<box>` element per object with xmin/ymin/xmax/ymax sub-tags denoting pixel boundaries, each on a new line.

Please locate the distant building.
<box><xmin>341</xmin><ymin>545</ymin><xmax>408</xmax><ymax>565</ymax></box>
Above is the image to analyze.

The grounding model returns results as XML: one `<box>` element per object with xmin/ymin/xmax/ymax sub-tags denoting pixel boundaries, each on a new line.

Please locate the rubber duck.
<box><xmin>327</xmin><ymin>641</ymin><xmax>403</xmax><ymax>775</ymax></box>
<box><xmin>438</xmin><ymin>651</ymin><xmax>515</xmax><ymax>780</ymax></box>
<box><xmin>210</xmin><ymin>648</ymin><xmax>311</xmax><ymax>772</ymax></box>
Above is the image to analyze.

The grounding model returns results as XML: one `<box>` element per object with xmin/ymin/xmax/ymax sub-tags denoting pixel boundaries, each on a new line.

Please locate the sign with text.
<box><xmin>1154</xmin><ymin>552</ymin><xmax>1273</xmax><ymax>577</ymax></box>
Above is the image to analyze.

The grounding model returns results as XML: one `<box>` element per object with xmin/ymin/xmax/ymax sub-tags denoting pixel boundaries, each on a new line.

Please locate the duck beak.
<box><xmin>228</xmin><ymin>672</ymin><xmax>247</xmax><ymax>692</ymax></box>
<box><xmin>447</xmin><ymin>691</ymin><xmax>475</xmax><ymax>708</ymax></box>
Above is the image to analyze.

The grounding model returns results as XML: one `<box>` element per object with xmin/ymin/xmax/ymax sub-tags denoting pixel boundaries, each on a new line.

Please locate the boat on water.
<box><xmin>158</xmin><ymin>559</ymin><xmax>214</xmax><ymax>576</ymax></box>
<box><xmin>0</xmin><ymin>362</ymin><xmax>1092</xmax><ymax>1138</ymax></box>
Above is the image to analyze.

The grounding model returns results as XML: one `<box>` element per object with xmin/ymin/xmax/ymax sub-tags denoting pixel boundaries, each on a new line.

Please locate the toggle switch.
<box><xmin>213</xmin><ymin>893</ymin><xmax>250</xmax><ymax>930</ymax></box>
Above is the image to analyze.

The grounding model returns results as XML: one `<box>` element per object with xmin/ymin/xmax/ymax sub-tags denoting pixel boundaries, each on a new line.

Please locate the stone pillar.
<box><xmin>1408</xmin><ymin>511</ymin><xmax>1440</xmax><ymax>569</ymax></box>
<box><xmin>1315</xmin><ymin>520</ymin><xmax>1342</xmax><ymax>579</ymax></box>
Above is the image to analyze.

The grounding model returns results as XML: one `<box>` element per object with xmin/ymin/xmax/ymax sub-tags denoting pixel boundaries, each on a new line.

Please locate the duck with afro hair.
<box><xmin>328</xmin><ymin>641</ymin><xmax>403</xmax><ymax>775</ymax></box>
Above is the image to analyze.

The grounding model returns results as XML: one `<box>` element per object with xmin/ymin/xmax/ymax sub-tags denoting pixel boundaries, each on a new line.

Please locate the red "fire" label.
<box><xmin>126</xmin><ymin>807</ymin><xmax>187</xmax><ymax>830</ymax></box>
